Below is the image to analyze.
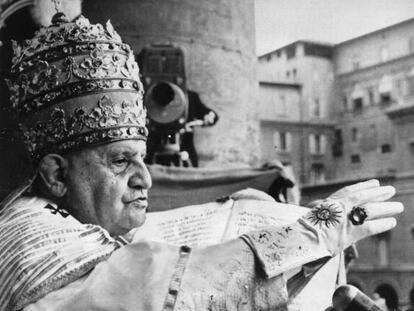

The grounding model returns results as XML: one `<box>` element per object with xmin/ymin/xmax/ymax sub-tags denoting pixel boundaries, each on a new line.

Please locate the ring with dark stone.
<box><xmin>349</xmin><ymin>206</ymin><xmax>368</xmax><ymax>225</ymax></box>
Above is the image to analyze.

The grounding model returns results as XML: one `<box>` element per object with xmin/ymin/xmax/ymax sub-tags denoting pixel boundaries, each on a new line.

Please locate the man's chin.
<box><xmin>125</xmin><ymin>210</ymin><xmax>147</xmax><ymax>230</ymax></box>
<box><xmin>129</xmin><ymin>212</ymin><xmax>146</xmax><ymax>229</ymax></box>
<box><xmin>118</xmin><ymin>214</ymin><xmax>146</xmax><ymax>240</ymax></box>
<box><xmin>108</xmin><ymin>212</ymin><xmax>146</xmax><ymax>237</ymax></box>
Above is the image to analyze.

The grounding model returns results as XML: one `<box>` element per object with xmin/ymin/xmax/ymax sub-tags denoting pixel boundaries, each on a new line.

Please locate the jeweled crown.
<box><xmin>6</xmin><ymin>13</ymin><xmax>147</xmax><ymax>160</ymax></box>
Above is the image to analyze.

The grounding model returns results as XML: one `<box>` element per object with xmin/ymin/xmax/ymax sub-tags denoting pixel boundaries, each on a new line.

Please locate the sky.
<box><xmin>255</xmin><ymin>0</ymin><xmax>414</xmax><ymax>55</ymax></box>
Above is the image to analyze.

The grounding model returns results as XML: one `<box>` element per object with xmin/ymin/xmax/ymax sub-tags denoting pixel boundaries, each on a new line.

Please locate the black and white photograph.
<box><xmin>0</xmin><ymin>0</ymin><xmax>413</xmax><ymax>310</ymax></box>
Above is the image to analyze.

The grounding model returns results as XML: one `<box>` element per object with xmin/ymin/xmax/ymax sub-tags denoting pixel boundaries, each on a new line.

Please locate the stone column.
<box><xmin>83</xmin><ymin>0</ymin><xmax>260</xmax><ymax>167</ymax></box>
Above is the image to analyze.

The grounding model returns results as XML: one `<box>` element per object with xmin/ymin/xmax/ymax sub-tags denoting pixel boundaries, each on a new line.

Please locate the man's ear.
<box><xmin>38</xmin><ymin>154</ymin><xmax>69</xmax><ymax>198</ymax></box>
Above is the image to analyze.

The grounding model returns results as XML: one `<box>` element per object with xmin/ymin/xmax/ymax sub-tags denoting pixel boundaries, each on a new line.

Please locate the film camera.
<box><xmin>137</xmin><ymin>44</ymin><xmax>193</xmax><ymax>166</ymax></box>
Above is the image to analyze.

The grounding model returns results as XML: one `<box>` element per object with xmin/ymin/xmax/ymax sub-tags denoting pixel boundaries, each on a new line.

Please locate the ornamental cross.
<box><xmin>44</xmin><ymin>203</ymin><xmax>70</xmax><ymax>218</ymax></box>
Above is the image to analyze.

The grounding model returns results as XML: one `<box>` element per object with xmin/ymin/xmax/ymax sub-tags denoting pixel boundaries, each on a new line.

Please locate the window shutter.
<box><xmin>319</xmin><ymin>99</ymin><xmax>324</xmax><ymax>118</ymax></box>
<box><xmin>320</xmin><ymin>135</ymin><xmax>327</xmax><ymax>154</ymax></box>
<box><xmin>309</xmin><ymin>134</ymin><xmax>315</xmax><ymax>154</ymax></box>
<box><xmin>273</xmin><ymin>131</ymin><xmax>280</xmax><ymax>150</ymax></box>
<box><xmin>286</xmin><ymin>132</ymin><xmax>292</xmax><ymax>152</ymax></box>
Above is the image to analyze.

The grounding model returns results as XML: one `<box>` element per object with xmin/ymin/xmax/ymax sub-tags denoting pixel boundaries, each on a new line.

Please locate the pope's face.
<box><xmin>63</xmin><ymin>140</ymin><xmax>152</xmax><ymax>236</ymax></box>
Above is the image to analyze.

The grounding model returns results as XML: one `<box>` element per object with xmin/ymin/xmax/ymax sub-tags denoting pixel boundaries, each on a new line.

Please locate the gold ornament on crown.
<box><xmin>6</xmin><ymin>13</ymin><xmax>148</xmax><ymax>160</ymax></box>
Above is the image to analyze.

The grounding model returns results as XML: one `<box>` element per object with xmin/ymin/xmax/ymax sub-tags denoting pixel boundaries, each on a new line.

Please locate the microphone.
<box><xmin>332</xmin><ymin>285</ymin><xmax>385</xmax><ymax>311</ymax></box>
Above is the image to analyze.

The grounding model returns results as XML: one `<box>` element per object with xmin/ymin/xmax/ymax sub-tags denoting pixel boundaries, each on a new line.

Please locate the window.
<box><xmin>281</xmin><ymin>132</ymin><xmax>292</xmax><ymax>151</ymax></box>
<box><xmin>409</xmin><ymin>36</ymin><xmax>414</xmax><ymax>53</ymax></box>
<box><xmin>273</xmin><ymin>131</ymin><xmax>291</xmax><ymax>152</ymax></box>
<box><xmin>303</xmin><ymin>43</ymin><xmax>333</xmax><ymax>59</ymax></box>
<box><xmin>376</xmin><ymin>232</ymin><xmax>389</xmax><ymax>266</ymax></box>
<box><xmin>266</xmin><ymin>54</ymin><xmax>271</xmax><ymax>62</ymax></box>
<box><xmin>353</xmin><ymin>61</ymin><xmax>360</xmax><ymax>70</ymax></box>
<box><xmin>315</xmin><ymin>134</ymin><xmax>321</xmax><ymax>152</ymax></box>
<box><xmin>380</xmin><ymin>46</ymin><xmax>389</xmax><ymax>62</ymax></box>
<box><xmin>312</xmin><ymin>98</ymin><xmax>321</xmax><ymax>118</ymax></box>
<box><xmin>411</xmin><ymin>227</ymin><xmax>414</xmax><ymax>248</ymax></box>
<box><xmin>280</xmin><ymin>132</ymin><xmax>287</xmax><ymax>150</ymax></box>
<box><xmin>395</xmin><ymin>79</ymin><xmax>403</xmax><ymax>97</ymax></box>
<box><xmin>353</xmin><ymin>97</ymin><xmax>363</xmax><ymax>111</ymax></box>
<box><xmin>368</xmin><ymin>124</ymin><xmax>378</xmax><ymax>150</ymax></box>
<box><xmin>279</xmin><ymin>95</ymin><xmax>287</xmax><ymax>115</ymax></box>
<box><xmin>332</xmin><ymin>129</ymin><xmax>343</xmax><ymax>157</ymax></box>
<box><xmin>351</xmin><ymin>154</ymin><xmax>361</xmax><ymax>164</ymax></box>
<box><xmin>309</xmin><ymin>163</ymin><xmax>326</xmax><ymax>184</ymax></box>
<box><xmin>352</xmin><ymin>55</ymin><xmax>360</xmax><ymax>70</ymax></box>
<box><xmin>273</xmin><ymin>132</ymin><xmax>279</xmax><ymax>149</ymax></box>
<box><xmin>407</xmin><ymin>77</ymin><xmax>414</xmax><ymax>96</ymax></box>
<box><xmin>309</xmin><ymin>134</ymin><xmax>326</xmax><ymax>154</ymax></box>
<box><xmin>381</xmin><ymin>143</ymin><xmax>392</xmax><ymax>153</ymax></box>
<box><xmin>368</xmin><ymin>88</ymin><xmax>375</xmax><ymax>105</ymax></box>
<box><xmin>351</xmin><ymin>127</ymin><xmax>359</xmax><ymax>143</ymax></box>
<box><xmin>286</xmin><ymin>71</ymin><xmax>290</xmax><ymax>78</ymax></box>
<box><xmin>380</xmin><ymin>93</ymin><xmax>392</xmax><ymax>105</ymax></box>
<box><xmin>342</xmin><ymin>96</ymin><xmax>348</xmax><ymax>111</ymax></box>
<box><xmin>378</xmin><ymin>76</ymin><xmax>392</xmax><ymax>104</ymax></box>
<box><xmin>292</xmin><ymin>68</ymin><xmax>297</xmax><ymax>79</ymax></box>
<box><xmin>286</xmin><ymin>45</ymin><xmax>296</xmax><ymax>59</ymax></box>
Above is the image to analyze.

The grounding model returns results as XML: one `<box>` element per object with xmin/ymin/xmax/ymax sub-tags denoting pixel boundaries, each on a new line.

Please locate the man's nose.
<box><xmin>128</xmin><ymin>161</ymin><xmax>152</xmax><ymax>190</ymax></box>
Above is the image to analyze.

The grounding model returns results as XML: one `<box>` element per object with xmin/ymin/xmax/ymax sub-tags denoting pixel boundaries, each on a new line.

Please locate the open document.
<box><xmin>132</xmin><ymin>198</ymin><xmax>307</xmax><ymax>246</ymax></box>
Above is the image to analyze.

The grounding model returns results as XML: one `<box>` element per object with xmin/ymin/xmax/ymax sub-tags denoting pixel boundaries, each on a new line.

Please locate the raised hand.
<box><xmin>301</xmin><ymin>179</ymin><xmax>403</xmax><ymax>256</ymax></box>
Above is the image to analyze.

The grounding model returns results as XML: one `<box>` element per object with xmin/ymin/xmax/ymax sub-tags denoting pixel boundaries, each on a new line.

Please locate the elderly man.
<box><xmin>0</xmin><ymin>13</ymin><xmax>403</xmax><ymax>311</ymax></box>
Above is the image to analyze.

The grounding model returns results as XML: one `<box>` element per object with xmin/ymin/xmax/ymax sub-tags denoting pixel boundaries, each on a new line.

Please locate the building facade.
<box><xmin>332</xmin><ymin>18</ymin><xmax>414</xmax><ymax>181</ymax></box>
<box><xmin>258</xmin><ymin>19</ymin><xmax>414</xmax><ymax>309</ymax></box>
<box><xmin>332</xmin><ymin>19</ymin><xmax>414</xmax><ymax>310</ymax></box>
<box><xmin>258</xmin><ymin>41</ymin><xmax>335</xmax><ymax>185</ymax></box>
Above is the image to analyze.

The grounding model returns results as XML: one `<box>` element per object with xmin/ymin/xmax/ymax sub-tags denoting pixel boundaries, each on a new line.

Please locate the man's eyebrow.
<box><xmin>112</xmin><ymin>150</ymin><xmax>147</xmax><ymax>158</ymax></box>
<box><xmin>122</xmin><ymin>150</ymin><xmax>137</xmax><ymax>157</ymax></box>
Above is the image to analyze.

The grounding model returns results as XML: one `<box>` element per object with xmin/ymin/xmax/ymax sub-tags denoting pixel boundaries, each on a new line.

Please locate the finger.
<box><xmin>361</xmin><ymin>202</ymin><xmax>404</xmax><ymax>220</ymax></box>
<box><xmin>343</xmin><ymin>179</ymin><xmax>380</xmax><ymax>192</ymax></box>
<box><xmin>351</xmin><ymin>217</ymin><xmax>397</xmax><ymax>242</ymax></box>
<box><xmin>345</xmin><ymin>185</ymin><xmax>395</xmax><ymax>206</ymax></box>
<box><xmin>329</xmin><ymin>179</ymin><xmax>380</xmax><ymax>199</ymax></box>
